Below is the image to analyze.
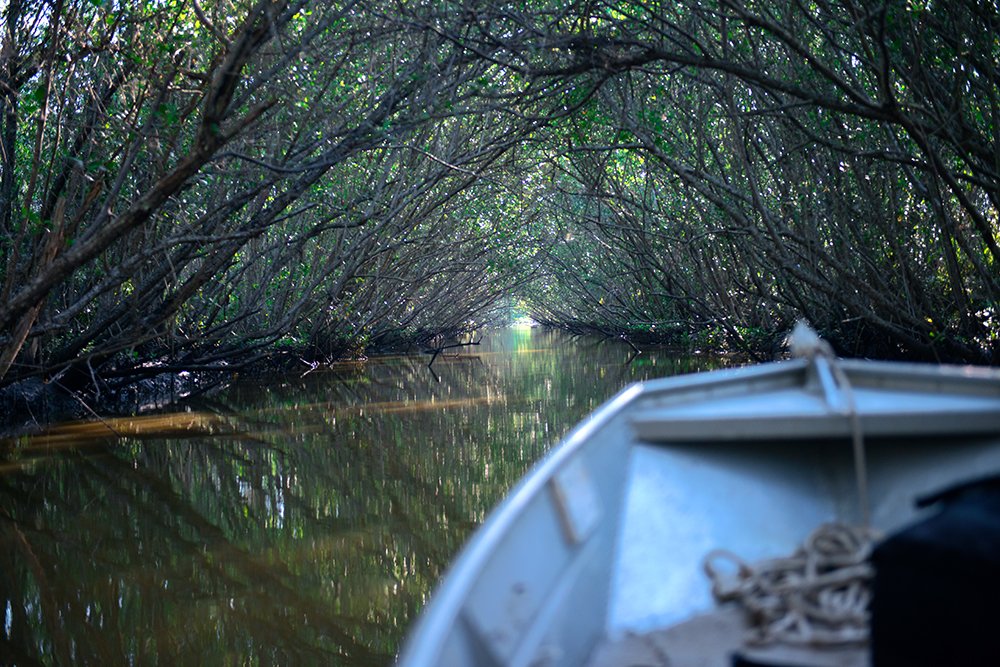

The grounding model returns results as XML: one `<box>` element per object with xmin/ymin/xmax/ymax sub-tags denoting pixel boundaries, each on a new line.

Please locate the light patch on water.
<box><xmin>1</xmin><ymin>412</ymin><xmax>235</xmax><ymax>451</ymax></box>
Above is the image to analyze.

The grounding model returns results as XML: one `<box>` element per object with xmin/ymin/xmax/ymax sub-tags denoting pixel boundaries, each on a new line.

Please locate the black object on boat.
<box><xmin>871</xmin><ymin>475</ymin><xmax>1000</xmax><ymax>667</ymax></box>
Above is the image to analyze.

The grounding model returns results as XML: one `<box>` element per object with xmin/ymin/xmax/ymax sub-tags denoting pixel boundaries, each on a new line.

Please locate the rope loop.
<box><xmin>703</xmin><ymin>522</ymin><xmax>876</xmax><ymax>646</ymax></box>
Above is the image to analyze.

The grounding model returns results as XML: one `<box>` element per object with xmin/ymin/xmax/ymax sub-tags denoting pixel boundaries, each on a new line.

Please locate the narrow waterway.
<box><xmin>0</xmin><ymin>328</ymin><xmax>721</xmax><ymax>666</ymax></box>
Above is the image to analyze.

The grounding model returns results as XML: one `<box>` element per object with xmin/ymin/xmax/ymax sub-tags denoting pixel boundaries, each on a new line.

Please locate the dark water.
<box><xmin>0</xmin><ymin>328</ymin><xmax>718</xmax><ymax>666</ymax></box>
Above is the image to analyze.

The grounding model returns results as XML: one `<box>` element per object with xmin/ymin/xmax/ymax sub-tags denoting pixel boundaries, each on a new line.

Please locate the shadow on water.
<box><xmin>0</xmin><ymin>328</ymin><xmax>722</xmax><ymax>666</ymax></box>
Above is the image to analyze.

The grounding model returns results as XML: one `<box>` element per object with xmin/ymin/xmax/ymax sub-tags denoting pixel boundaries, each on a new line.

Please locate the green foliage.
<box><xmin>1</xmin><ymin>0</ymin><xmax>997</xmax><ymax>401</ymax></box>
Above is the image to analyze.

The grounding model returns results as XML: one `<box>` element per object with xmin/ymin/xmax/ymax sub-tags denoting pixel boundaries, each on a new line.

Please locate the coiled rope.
<box><xmin>704</xmin><ymin>522</ymin><xmax>874</xmax><ymax>645</ymax></box>
<box><xmin>702</xmin><ymin>322</ymin><xmax>875</xmax><ymax>646</ymax></box>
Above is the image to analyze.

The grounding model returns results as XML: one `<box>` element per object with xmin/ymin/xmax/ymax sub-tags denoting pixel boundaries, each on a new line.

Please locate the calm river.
<box><xmin>1</xmin><ymin>328</ymin><xmax>719</xmax><ymax>665</ymax></box>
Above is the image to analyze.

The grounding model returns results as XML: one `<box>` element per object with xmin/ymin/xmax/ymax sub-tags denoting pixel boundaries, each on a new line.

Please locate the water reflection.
<box><xmin>0</xmin><ymin>329</ymin><xmax>720</xmax><ymax>665</ymax></box>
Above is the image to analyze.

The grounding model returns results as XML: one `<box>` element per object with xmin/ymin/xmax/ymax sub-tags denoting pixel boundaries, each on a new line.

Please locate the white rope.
<box><xmin>703</xmin><ymin>523</ymin><xmax>875</xmax><ymax>646</ymax></box>
<box><xmin>834</xmin><ymin>360</ymin><xmax>871</xmax><ymax>528</ymax></box>
<box><xmin>789</xmin><ymin>321</ymin><xmax>870</xmax><ymax>527</ymax></box>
